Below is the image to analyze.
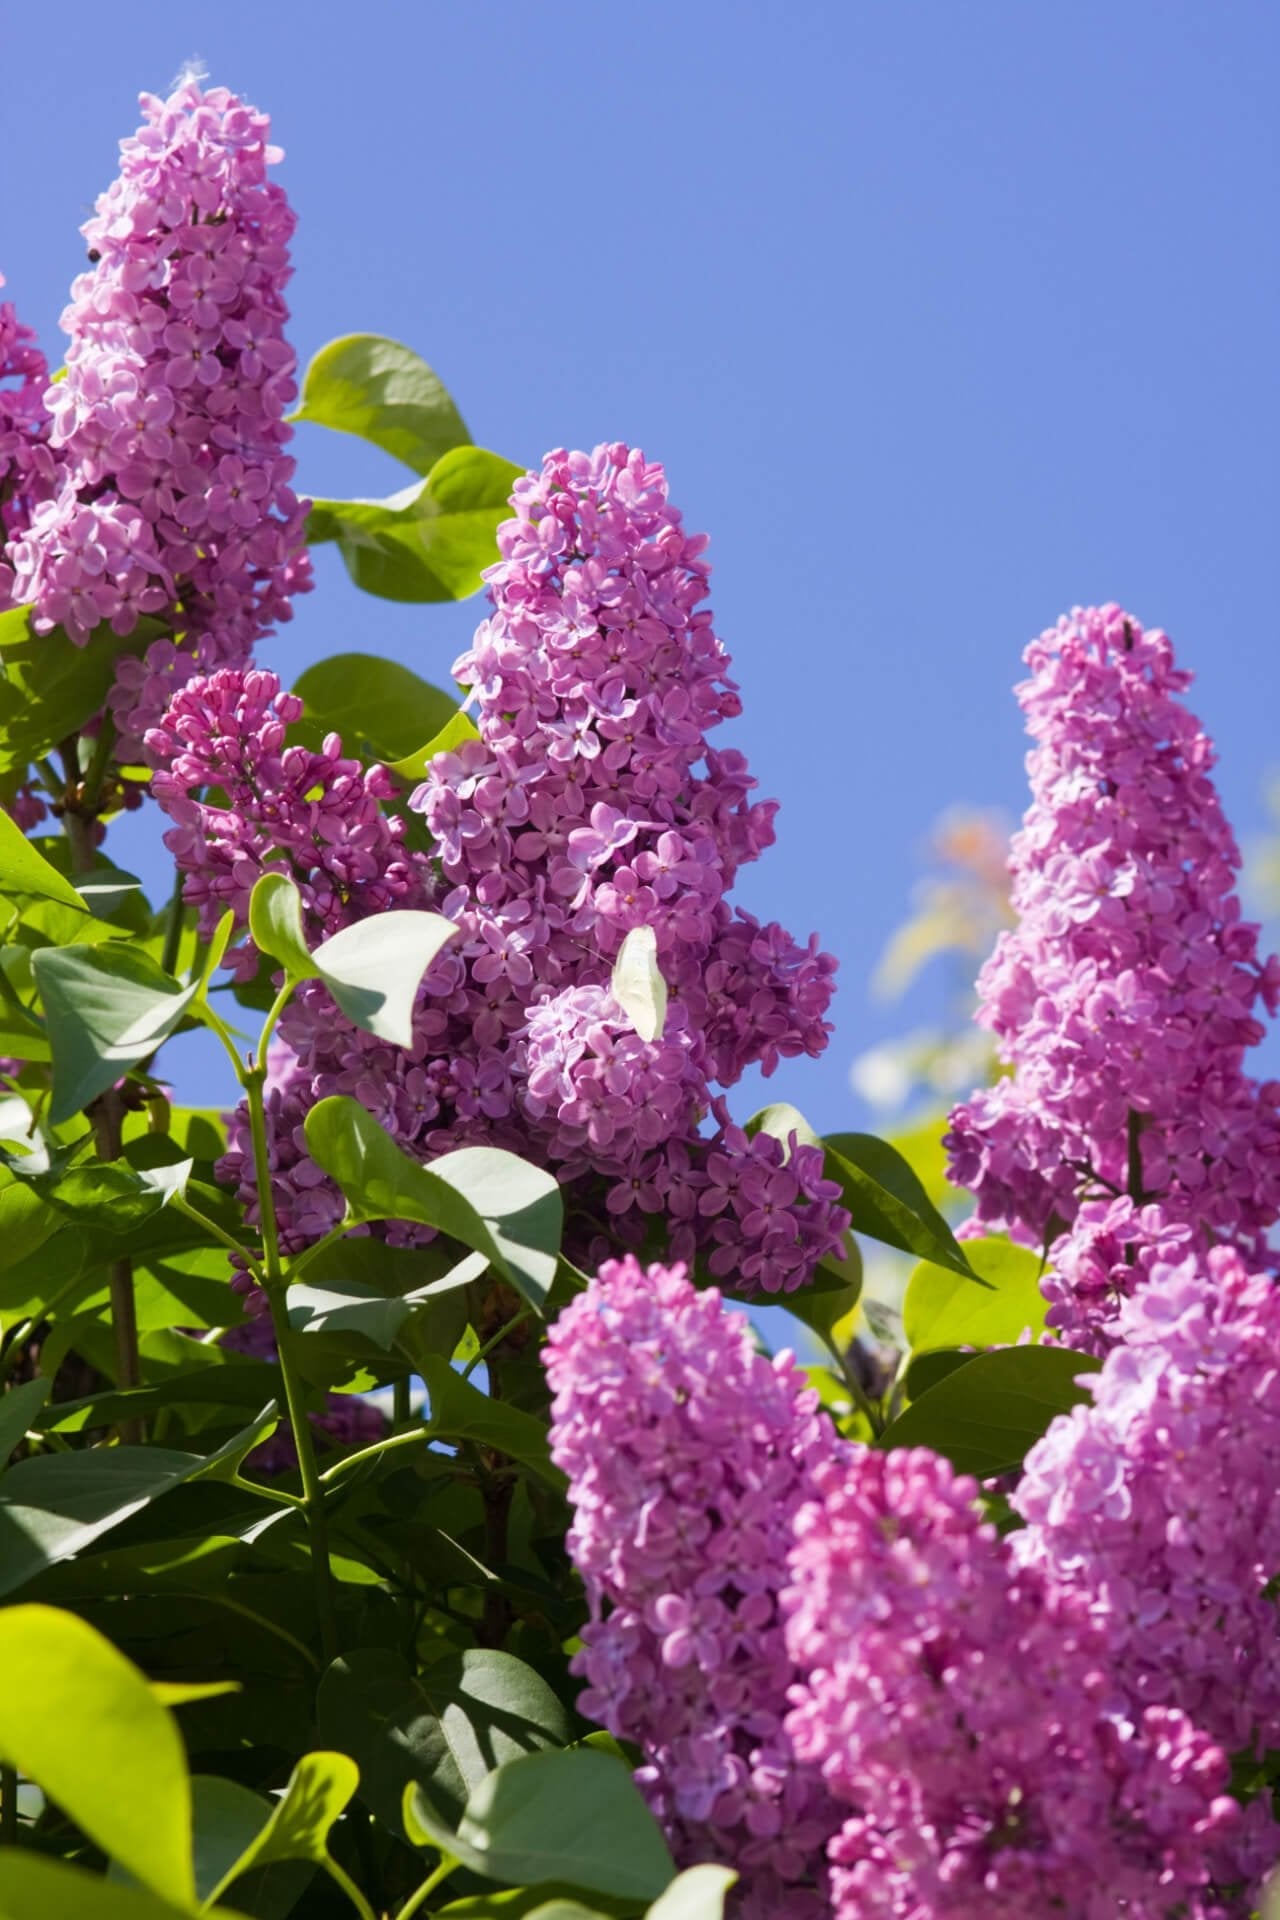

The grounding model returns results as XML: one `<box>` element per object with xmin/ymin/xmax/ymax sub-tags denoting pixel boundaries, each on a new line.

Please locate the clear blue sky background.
<box><xmin>5</xmin><ymin>1</ymin><xmax>1279</xmax><ymax>1129</ymax></box>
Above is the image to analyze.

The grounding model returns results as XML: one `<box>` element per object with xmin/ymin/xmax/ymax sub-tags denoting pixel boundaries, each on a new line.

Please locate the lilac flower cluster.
<box><xmin>784</xmin><ymin>1446</ymin><xmax>1249</xmax><ymax>1919</ymax></box>
<box><xmin>0</xmin><ymin>276</ymin><xmax>55</xmax><ymax>582</ymax></box>
<box><xmin>1015</xmin><ymin>1244</ymin><xmax>1280</xmax><ymax>1799</ymax></box>
<box><xmin>544</xmin><ymin>1256</ymin><xmax>843</xmax><ymax>1917</ymax></box>
<box><xmin>945</xmin><ymin>604</ymin><xmax>1280</xmax><ymax>1345</ymax></box>
<box><xmin>150</xmin><ymin>448</ymin><xmax>847</xmax><ymax>1294</ymax></box>
<box><xmin>3</xmin><ymin>79</ymin><xmax>310</xmax><ymax>760</ymax></box>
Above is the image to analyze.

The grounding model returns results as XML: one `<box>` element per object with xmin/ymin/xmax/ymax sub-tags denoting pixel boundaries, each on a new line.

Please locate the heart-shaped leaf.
<box><xmin>308</xmin><ymin>447</ymin><xmax>523</xmax><ymax>603</ymax></box>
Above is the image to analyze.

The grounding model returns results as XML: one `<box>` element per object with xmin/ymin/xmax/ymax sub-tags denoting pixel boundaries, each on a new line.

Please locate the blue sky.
<box><xmin>5</xmin><ymin>0</ymin><xmax>1279</xmax><ymax>1128</ymax></box>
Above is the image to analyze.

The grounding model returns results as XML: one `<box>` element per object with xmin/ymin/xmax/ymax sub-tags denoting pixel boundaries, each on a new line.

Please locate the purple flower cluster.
<box><xmin>3</xmin><ymin>79</ymin><xmax>310</xmax><ymax>759</ymax></box>
<box><xmin>1015</xmin><ymin>1244</ymin><xmax>1280</xmax><ymax>1796</ymax></box>
<box><xmin>544</xmin><ymin>1256</ymin><xmax>843</xmax><ymax>1917</ymax></box>
<box><xmin>784</xmin><ymin>1446</ymin><xmax>1249</xmax><ymax>1918</ymax></box>
<box><xmin>945</xmin><ymin>604</ymin><xmax>1280</xmax><ymax>1345</ymax></box>
<box><xmin>0</xmin><ymin>276</ymin><xmax>55</xmax><ymax>585</ymax></box>
<box><xmin>150</xmin><ymin>448</ymin><xmax>847</xmax><ymax>1294</ymax></box>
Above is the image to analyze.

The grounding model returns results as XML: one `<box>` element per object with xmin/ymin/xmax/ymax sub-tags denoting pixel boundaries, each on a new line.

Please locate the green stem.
<box><xmin>462</xmin><ymin>1306</ymin><xmax>532</xmax><ymax>1382</ymax></box>
<box><xmin>319</xmin><ymin>1424</ymin><xmax>433</xmax><ymax>1486</ymax></box>
<box><xmin>245</xmin><ymin>1065</ymin><xmax>339</xmax><ymax>1663</ymax></box>
<box><xmin>1</xmin><ymin>1763</ymin><xmax>16</xmax><ymax>1846</ymax></box>
<box><xmin>321</xmin><ymin>1855</ymin><xmax>378</xmax><ymax>1920</ymax></box>
<box><xmin>286</xmin><ymin>1219</ymin><xmax>354</xmax><ymax>1284</ymax></box>
<box><xmin>159</xmin><ymin>868</ymin><xmax>186</xmax><ymax>976</ymax></box>
<box><xmin>169</xmin><ymin>1192</ymin><xmax>263</xmax><ymax>1281</ymax></box>
<box><xmin>397</xmin><ymin>1855</ymin><xmax>458</xmax><ymax>1919</ymax></box>
<box><xmin>78</xmin><ymin>714</ymin><xmax>117</xmax><ymax>818</ymax></box>
<box><xmin>824</xmin><ymin>1332</ymin><xmax>883</xmax><ymax>1437</ymax></box>
<box><xmin>91</xmin><ymin>1091</ymin><xmax>142</xmax><ymax>1444</ymax></box>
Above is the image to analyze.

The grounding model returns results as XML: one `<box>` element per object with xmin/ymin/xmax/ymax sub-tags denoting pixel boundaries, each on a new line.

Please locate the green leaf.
<box><xmin>0</xmin><ymin>1176</ymin><xmax>63</xmax><ymax>1273</ymax></box>
<box><xmin>0</xmin><ymin>608</ymin><xmax>165</xmax><ymax>776</ymax></box>
<box><xmin>611</xmin><ymin>926</ymin><xmax>667</xmax><ymax>1043</ymax></box>
<box><xmin>308</xmin><ymin>447</ymin><xmax>523</xmax><ymax>604</ymax></box>
<box><xmin>37</xmin><ymin>1157</ymin><xmax>193</xmax><ymax>1232</ymax></box>
<box><xmin>293</xmin><ymin>653</ymin><xmax>459</xmax><ymax>763</ymax></box>
<box><xmin>647</xmin><ymin>1867</ymin><xmax>738</xmax><ymax>1920</ymax></box>
<box><xmin>249</xmin><ymin>870</ymin><xmax>314</xmax><ymax>978</ymax></box>
<box><xmin>0</xmin><ymin>1376</ymin><xmax>50</xmax><ymax>1469</ymax></box>
<box><xmin>311</xmin><ymin>910</ymin><xmax>459</xmax><ymax>1047</ymax></box>
<box><xmin>304</xmin><ymin>1098</ymin><xmax>562</xmax><ymax>1313</ymax></box>
<box><xmin>745</xmin><ymin>1102</ymin><xmax>821</xmax><ymax>1151</ymax></box>
<box><xmin>247</xmin><ymin>874</ymin><xmax>458</xmax><ymax>1046</ymax></box>
<box><xmin>426</xmin><ymin>1146</ymin><xmax>563</xmax><ymax>1313</ymax></box>
<box><xmin>780</xmin><ymin>1245</ymin><xmax>863</xmax><ymax>1344</ymax></box>
<box><xmin>822</xmin><ymin>1131</ymin><xmax>982</xmax><ymax>1281</ymax></box>
<box><xmin>0</xmin><ymin>1604</ymin><xmax>194</xmax><ymax>1902</ymax></box>
<box><xmin>295</xmin><ymin>333</ymin><xmax>471</xmax><ymax>475</ymax></box>
<box><xmin>406</xmin><ymin>1748</ymin><xmax>674</xmax><ymax>1902</ymax></box>
<box><xmin>0</xmin><ymin>813</ymin><xmax>86</xmax><ymax>910</ymax></box>
<box><xmin>903</xmin><ymin>1236</ymin><xmax>1048</xmax><ymax>1354</ymax></box>
<box><xmin>32</xmin><ymin>943</ymin><xmax>200</xmax><ymax>1124</ymax></box>
<box><xmin>878</xmin><ymin>1345</ymin><xmax>1101</xmax><ymax>1475</ymax></box>
<box><xmin>75</xmin><ymin>865</ymin><xmax>146</xmax><ymax>920</ymax></box>
<box><xmin>420</xmin><ymin>1355</ymin><xmax>561</xmax><ymax>1484</ymax></box>
<box><xmin>388</xmin><ymin>708</ymin><xmax>481</xmax><ymax>784</ymax></box>
<box><xmin>191</xmin><ymin>1774</ymin><xmax>274</xmax><ymax>1902</ymax></box>
<box><xmin>0</xmin><ymin>1405</ymin><xmax>278</xmax><ymax>1597</ymax></box>
<box><xmin>317</xmin><ymin>1646</ymin><xmax>573</xmax><ymax>1834</ymax></box>
<box><xmin>0</xmin><ymin>1856</ymin><xmax>247</xmax><ymax>1920</ymax></box>
<box><xmin>203</xmin><ymin>1751</ymin><xmax>359</xmax><ymax>1907</ymax></box>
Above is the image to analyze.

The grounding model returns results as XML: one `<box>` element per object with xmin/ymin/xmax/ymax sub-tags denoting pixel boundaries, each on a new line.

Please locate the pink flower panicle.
<box><xmin>150</xmin><ymin>448</ymin><xmax>847</xmax><ymax>1295</ymax></box>
<box><xmin>544</xmin><ymin>1256</ymin><xmax>844</xmax><ymax>1917</ymax></box>
<box><xmin>945</xmin><ymin>605</ymin><xmax>1280</xmax><ymax>1346</ymax></box>
<box><xmin>3</xmin><ymin>81</ymin><xmax>310</xmax><ymax>758</ymax></box>
<box><xmin>784</xmin><ymin>1446</ymin><xmax>1250</xmax><ymax>1918</ymax></box>
<box><xmin>0</xmin><ymin>276</ymin><xmax>56</xmax><ymax>584</ymax></box>
<box><xmin>1014</xmin><ymin>1244</ymin><xmax>1280</xmax><ymax>1816</ymax></box>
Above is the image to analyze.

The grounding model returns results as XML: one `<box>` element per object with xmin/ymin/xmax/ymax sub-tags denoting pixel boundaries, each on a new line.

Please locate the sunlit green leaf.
<box><xmin>0</xmin><ymin>1604</ymin><xmax>194</xmax><ymax>1902</ymax></box>
<box><xmin>31</xmin><ymin>943</ymin><xmax>200</xmax><ymax>1124</ymax></box>
<box><xmin>903</xmin><ymin>1236</ymin><xmax>1047</xmax><ymax>1353</ymax></box>
<box><xmin>308</xmin><ymin>447</ymin><xmax>523</xmax><ymax>603</ymax></box>
<box><xmin>294</xmin><ymin>333</ymin><xmax>471</xmax><ymax>475</ymax></box>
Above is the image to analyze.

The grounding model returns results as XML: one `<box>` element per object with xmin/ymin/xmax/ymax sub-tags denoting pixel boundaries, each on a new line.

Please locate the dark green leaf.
<box><xmin>294</xmin><ymin>333</ymin><xmax>471</xmax><ymax>475</ymax></box>
<box><xmin>407</xmin><ymin>1748</ymin><xmax>674</xmax><ymax>1902</ymax></box>
<box><xmin>0</xmin><ymin>608</ymin><xmax>165</xmax><ymax>775</ymax></box>
<box><xmin>822</xmin><ymin>1131</ymin><xmax>981</xmax><ymax>1281</ymax></box>
<box><xmin>0</xmin><ymin>1376</ymin><xmax>50</xmax><ymax>1469</ymax></box>
<box><xmin>420</xmin><ymin>1356</ymin><xmax>561</xmax><ymax>1485</ymax></box>
<box><xmin>0</xmin><ymin>1404</ymin><xmax>278</xmax><ymax>1596</ymax></box>
<box><xmin>317</xmin><ymin>1646</ymin><xmax>572</xmax><ymax>1833</ymax></box>
<box><xmin>31</xmin><ymin>943</ymin><xmax>200</xmax><ymax>1124</ymax></box>
<box><xmin>308</xmin><ymin>447</ymin><xmax>523</xmax><ymax>603</ymax></box>
<box><xmin>293</xmin><ymin>653</ymin><xmax>459</xmax><ymax>763</ymax></box>
<box><xmin>879</xmin><ymin>1345</ymin><xmax>1101</xmax><ymax>1475</ymax></box>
